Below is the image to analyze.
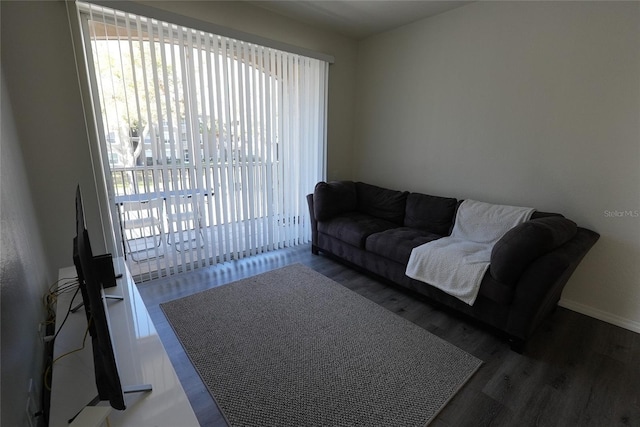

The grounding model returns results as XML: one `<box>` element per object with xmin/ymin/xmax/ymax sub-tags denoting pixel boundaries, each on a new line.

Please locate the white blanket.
<box><xmin>405</xmin><ymin>199</ymin><xmax>535</xmax><ymax>305</ymax></box>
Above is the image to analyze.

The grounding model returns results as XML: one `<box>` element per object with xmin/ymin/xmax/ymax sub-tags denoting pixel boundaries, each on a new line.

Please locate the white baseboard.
<box><xmin>559</xmin><ymin>298</ymin><xmax>640</xmax><ymax>334</ymax></box>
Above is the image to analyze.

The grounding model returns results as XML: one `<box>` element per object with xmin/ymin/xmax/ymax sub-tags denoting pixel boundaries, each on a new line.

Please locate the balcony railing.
<box><xmin>111</xmin><ymin>160</ymin><xmax>278</xmax><ymax>224</ymax></box>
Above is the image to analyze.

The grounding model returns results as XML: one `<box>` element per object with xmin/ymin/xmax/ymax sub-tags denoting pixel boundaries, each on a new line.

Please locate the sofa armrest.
<box><xmin>313</xmin><ymin>180</ymin><xmax>358</xmax><ymax>220</ymax></box>
<box><xmin>505</xmin><ymin>227</ymin><xmax>600</xmax><ymax>342</ymax></box>
<box><xmin>490</xmin><ymin>216</ymin><xmax>578</xmax><ymax>285</ymax></box>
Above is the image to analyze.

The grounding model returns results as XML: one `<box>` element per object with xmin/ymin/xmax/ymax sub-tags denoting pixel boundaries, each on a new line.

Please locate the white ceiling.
<box><xmin>247</xmin><ymin>1</ymin><xmax>473</xmax><ymax>40</ymax></box>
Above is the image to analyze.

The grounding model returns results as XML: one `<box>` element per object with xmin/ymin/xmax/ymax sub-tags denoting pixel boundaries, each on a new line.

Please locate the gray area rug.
<box><xmin>161</xmin><ymin>264</ymin><xmax>482</xmax><ymax>427</ymax></box>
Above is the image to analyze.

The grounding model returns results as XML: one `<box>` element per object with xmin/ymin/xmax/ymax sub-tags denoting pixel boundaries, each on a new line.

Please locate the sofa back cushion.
<box><xmin>355</xmin><ymin>182</ymin><xmax>408</xmax><ymax>225</ymax></box>
<box><xmin>313</xmin><ymin>181</ymin><xmax>357</xmax><ymax>221</ymax></box>
<box><xmin>404</xmin><ymin>193</ymin><xmax>458</xmax><ymax>236</ymax></box>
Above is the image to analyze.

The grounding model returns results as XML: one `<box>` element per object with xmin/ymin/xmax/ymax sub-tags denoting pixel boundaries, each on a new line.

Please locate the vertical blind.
<box><xmin>77</xmin><ymin>2</ymin><xmax>328</xmax><ymax>280</ymax></box>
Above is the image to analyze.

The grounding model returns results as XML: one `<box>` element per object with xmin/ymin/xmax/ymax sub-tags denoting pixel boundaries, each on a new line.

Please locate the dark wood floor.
<box><xmin>137</xmin><ymin>244</ymin><xmax>640</xmax><ymax>427</ymax></box>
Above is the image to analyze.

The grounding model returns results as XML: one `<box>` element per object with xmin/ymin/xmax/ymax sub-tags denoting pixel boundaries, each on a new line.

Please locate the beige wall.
<box><xmin>355</xmin><ymin>1</ymin><xmax>640</xmax><ymax>331</ymax></box>
<box><xmin>1</xmin><ymin>67</ymin><xmax>53</xmax><ymax>427</ymax></box>
<box><xmin>2</xmin><ymin>1</ymin><xmax>105</xmax><ymax>272</ymax></box>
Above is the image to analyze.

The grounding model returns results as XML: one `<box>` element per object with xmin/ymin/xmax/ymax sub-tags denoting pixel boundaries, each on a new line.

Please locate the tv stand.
<box><xmin>50</xmin><ymin>258</ymin><xmax>199</xmax><ymax>427</ymax></box>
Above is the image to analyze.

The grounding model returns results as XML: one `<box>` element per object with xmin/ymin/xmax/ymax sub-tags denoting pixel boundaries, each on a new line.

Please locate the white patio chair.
<box><xmin>165</xmin><ymin>195</ymin><xmax>206</xmax><ymax>251</ymax></box>
<box><xmin>119</xmin><ymin>198</ymin><xmax>165</xmax><ymax>262</ymax></box>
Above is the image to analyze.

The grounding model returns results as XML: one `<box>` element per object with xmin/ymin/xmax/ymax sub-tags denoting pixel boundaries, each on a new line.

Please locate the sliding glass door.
<box><xmin>77</xmin><ymin>2</ymin><xmax>328</xmax><ymax>281</ymax></box>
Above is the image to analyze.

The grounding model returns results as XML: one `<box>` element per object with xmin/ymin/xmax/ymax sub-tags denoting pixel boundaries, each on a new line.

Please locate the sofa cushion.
<box><xmin>313</xmin><ymin>181</ymin><xmax>357</xmax><ymax>221</ymax></box>
<box><xmin>318</xmin><ymin>213</ymin><xmax>398</xmax><ymax>248</ymax></box>
<box><xmin>490</xmin><ymin>216</ymin><xmax>578</xmax><ymax>285</ymax></box>
<box><xmin>366</xmin><ymin>227</ymin><xmax>442</xmax><ymax>265</ymax></box>
<box><xmin>356</xmin><ymin>182</ymin><xmax>408</xmax><ymax>225</ymax></box>
<box><xmin>404</xmin><ymin>193</ymin><xmax>458</xmax><ymax>236</ymax></box>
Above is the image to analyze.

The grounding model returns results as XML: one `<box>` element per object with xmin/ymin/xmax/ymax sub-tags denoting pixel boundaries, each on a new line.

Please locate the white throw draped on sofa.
<box><xmin>405</xmin><ymin>199</ymin><xmax>535</xmax><ymax>305</ymax></box>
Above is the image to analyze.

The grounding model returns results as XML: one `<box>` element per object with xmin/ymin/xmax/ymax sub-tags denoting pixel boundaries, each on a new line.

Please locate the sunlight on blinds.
<box><xmin>77</xmin><ymin>2</ymin><xmax>328</xmax><ymax>280</ymax></box>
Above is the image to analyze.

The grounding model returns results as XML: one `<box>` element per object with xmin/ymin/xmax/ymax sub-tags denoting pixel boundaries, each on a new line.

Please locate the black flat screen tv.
<box><xmin>73</xmin><ymin>185</ymin><xmax>127</xmax><ymax>410</ymax></box>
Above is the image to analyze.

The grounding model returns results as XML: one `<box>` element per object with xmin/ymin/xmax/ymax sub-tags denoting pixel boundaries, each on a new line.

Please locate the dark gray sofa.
<box><xmin>307</xmin><ymin>181</ymin><xmax>600</xmax><ymax>352</ymax></box>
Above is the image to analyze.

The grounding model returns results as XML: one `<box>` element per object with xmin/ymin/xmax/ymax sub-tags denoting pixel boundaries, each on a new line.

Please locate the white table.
<box><xmin>49</xmin><ymin>257</ymin><xmax>200</xmax><ymax>427</ymax></box>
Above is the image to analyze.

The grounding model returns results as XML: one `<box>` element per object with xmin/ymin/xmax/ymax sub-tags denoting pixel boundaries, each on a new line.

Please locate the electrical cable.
<box><xmin>43</xmin><ymin>277</ymin><xmax>79</xmax><ymax>323</ymax></box>
<box><xmin>49</xmin><ymin>286</ymin><xmax>82</xmax><ymax>345</ymax></box>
